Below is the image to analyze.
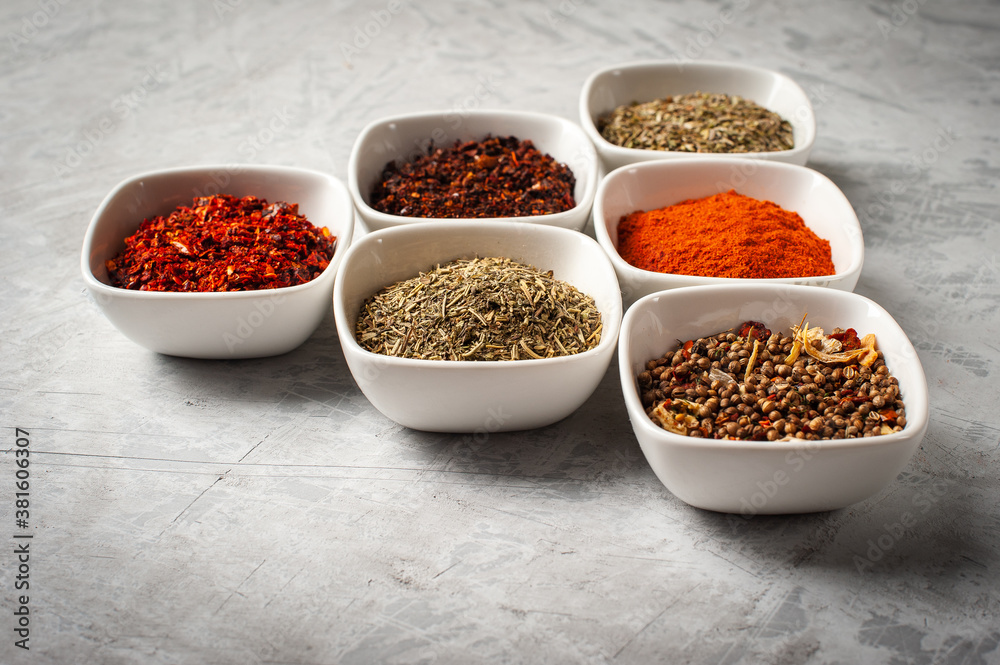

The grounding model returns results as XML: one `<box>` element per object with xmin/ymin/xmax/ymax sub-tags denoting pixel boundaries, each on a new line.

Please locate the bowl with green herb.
<box><xmin>580</xmin><ymin>60</ymin><xmax>816</xmax><ymax>171</ymax></box>
<box><xmin>333</xmin><ymin>220</ymin><xmax>622</xmax><ymax>432</ymax></box>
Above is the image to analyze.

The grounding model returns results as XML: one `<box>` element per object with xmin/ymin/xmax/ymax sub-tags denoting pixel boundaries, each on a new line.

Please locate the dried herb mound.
<box><xmin>370</xmin><ymin>135</ymin><xmax>577</xmax><ymax>218</ymax></box>
<box><xmin>106</xmin><ymin>194</ymin><xmax>336</xmax><ymax>292</ymax></box>
<box><xmin>638</xmin><ymin>319</ymin><xmax>906</xmax><ymax>441</ymax></box>
<box><xmin>598</xmin><ymin>91</ymin><xmax>794</xmax><ymax>153</ymax></box>
<box><xmin>356</xmin><ymin>257</ymin><xmax>602</xmax><ymax>361</ymax></box>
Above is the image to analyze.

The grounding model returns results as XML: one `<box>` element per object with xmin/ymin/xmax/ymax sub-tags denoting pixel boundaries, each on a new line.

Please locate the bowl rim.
<box><xmin>593</xmin><ymin>156</ymin><xmax>864</xmax><ymax>283</ymax></box>
<box><xmin>618</xmin><ymin>283</ymin><xmax>929</xmax><ymax>453</ymax></box>
<box><xmin>80</xmin><ymin>163</ymin><xmax>354</xmax><ymax>300</ymax></box>
<box><xmin>579</xmin><ymin>58</ymin><xmax>816</xmax><ymax>160</ymax></box>
<box><xmin>347</xmin><ymin>108</ymin><xmax>599</xmax><ymax>226</ymax></box>
<box><xmin>333</xmin><ymin>219</ymin><xmax>623</xmax><ymax>369</ymax></box>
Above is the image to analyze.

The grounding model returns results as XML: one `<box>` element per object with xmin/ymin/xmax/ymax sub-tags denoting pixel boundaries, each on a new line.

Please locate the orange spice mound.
<box><xmin>616</xmin><ymin>190</ymin><xmax>835</xmax><ymax>279</ymax></box>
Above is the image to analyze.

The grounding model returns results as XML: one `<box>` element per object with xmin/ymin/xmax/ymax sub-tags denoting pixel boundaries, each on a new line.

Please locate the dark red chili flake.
<box><xmin>370</xmin><ymin>135</ymin><xmax>577</xmax><ymax>218</ymax></box>
<box><xmin>828</xmin><ymin>327</ymin><xmax>862</xmax><ymax>351</ymax></box>
<box><xmin>105</xmin><ymin>194</ymin><xmax>337</xmax><ymax>292</ymax></box>
<box><xmin>738</xmin><ymin>320</ymin><xmax>772</xmax><ymax>342</ymax></box>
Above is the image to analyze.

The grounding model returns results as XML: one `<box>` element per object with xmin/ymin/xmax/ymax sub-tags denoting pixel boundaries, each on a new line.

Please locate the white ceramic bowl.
<box><xmin>81</xmin><ymin>165</ymin><xmax>354</xmax><ymax>359</ymax></box>
<box><xmin>333</xmin><ymin>221</ymin><xmax>622</xmax><ymax>432</ymax></box>
<box><xmin>619</xmin><ymin>283</ymin><xmax>928</xmax><ymax>514</ymax></box>
<box><xmin>580</xmin><ymin>60</ymin><xmax>816</xmax><ymax>171</ymax></box>
<box><xmin>594</xmin><ymin>158</ymin><xmax>864</xmax><ymax>308</ymax></box>
<box><xmin>348</xmin><ymin>110</ymin><xmax>599</xmax><ymax>232</ymax></box>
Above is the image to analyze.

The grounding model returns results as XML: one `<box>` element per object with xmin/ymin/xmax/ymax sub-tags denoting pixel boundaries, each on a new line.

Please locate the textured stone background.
<box><xmin>1</xmin><ymin>1</ymin><xmax>997</xmax><ymax>663</ymax></box>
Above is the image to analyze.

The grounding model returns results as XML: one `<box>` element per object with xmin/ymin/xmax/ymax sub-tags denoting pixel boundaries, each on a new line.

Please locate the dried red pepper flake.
<box><xmin>738</xmin><ymin>320</ymin><xmax>772</xmax><ymax>342</ymax></box>
<box><xmin>828</xmin><ymin>327</ymin><xmax>862</xmax><ymax>351</ymax></box>
<box><xmin>370</xmin><ymin>135</ymin><xmax>577</xmax><ymax>218</ymax></box>
<box><xmin>105</xmin><ymin>194</ymin><xmax>337</xmax><ymax>292</ymax></box>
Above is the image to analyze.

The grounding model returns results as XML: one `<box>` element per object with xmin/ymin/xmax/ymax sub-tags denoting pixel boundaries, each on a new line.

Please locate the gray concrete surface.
<box><xmin>1</xmin><ymin>1</ymin><xmax>998</xmax><ymax>663</ymax></box>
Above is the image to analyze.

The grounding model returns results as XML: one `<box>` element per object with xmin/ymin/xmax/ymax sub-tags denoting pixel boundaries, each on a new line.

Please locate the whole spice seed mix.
<box><xmin>598</xmin><ymin>91</ymin><xmax>794</xmax><ymax>154</ymax></box>
<box><xmin>356</xmin><ymin>256</ymin><xmax>602</xmax><ymax>361</ymax></box>
<box><xmin>370</xmin><ymin>135</ymin><xmax>576</xmax><ymax>218</ymax></box>
<box><xmin>638</xmin><ymin>319</ymin><xmax>906</xmax><ymax>441</ymax></box>
<box><xmin>106</xmin><ymin>194</ymin><xmax>336</xmax><ymax>292</ymax></box>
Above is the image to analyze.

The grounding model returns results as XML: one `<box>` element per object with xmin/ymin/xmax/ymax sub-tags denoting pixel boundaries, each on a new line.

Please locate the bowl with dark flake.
<box><xmin>580</xmin><ymin>60</ymin><xmax>816</xmax><ymax>171</ymax></box>
<box><xmin>81</xmin><ymin>164</ymin><xmax>354</xmax><ymax>358</ymax></box>
<box><xmin>348</xmin><ymin>110</ymin><xmax>599</xmax><ymax>232</ymax></box>
<box><xmin>333</xmin><ymin>220</ymin><xmax>622</xmax><ymax>432</ymax></box>
<box><xmin>619</xmin><ymin>283</ymin><xmax>928</xmax><ymax>514</ymax></box>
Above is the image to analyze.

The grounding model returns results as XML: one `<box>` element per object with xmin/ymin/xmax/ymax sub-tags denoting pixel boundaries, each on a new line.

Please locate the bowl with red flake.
<box><xmin>619</xmin><ymin>282</ymin><xmax>928</xmax><ymax>514</ymax></box>
<box><xmin>348</xmin><ymin>110</ymin><xmax>599</xmax><ymax>232</ymax></box>
<box><xmin>81</xmin><ymin>164</ymin><xmax>354</xmax><ymax>359</ymax></box>
<box><xmin>580</xmin><ymin>60</ymin><xmax>816</xmax><ymax>172</ymax></box>
<box><xmin>593</xmin><ymin>157</ymin><xmax>864</xmax><ymax>308</ymax></box>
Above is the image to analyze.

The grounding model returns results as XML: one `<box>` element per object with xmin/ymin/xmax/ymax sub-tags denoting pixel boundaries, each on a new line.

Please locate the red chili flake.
<box><xmin>105</xmin><ymin>194</ymin><xmax>337</xmax><ymax>292</ymax></box>
<box><xmin>737</xmin><ymin>320</ymin><xmax>772</xmax><ymax>342</ymax></box>
<box><xmin>682</xmin><ymin>339</ymin><xmax>694</xmax><ymax>359</ymax></box>
<box><xmin>879</xmin><ymin>408</ymin><xmax>899</xmax><ymax>424</ymax></box>
<box><xmin>828</xmin><ymin>327</ymin><xmax>862</xmax><ymax>351</ymax></box>
<box><xmin>370</xmin><ymin>135</ymin><xmax>577</xmax><ymax>218</ymax></box>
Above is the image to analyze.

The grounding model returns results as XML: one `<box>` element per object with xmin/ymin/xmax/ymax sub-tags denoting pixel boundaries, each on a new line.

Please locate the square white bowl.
<box><xmin>594</xmin><ymin>157</ymin><xmax>864</xmax><ymax>308</ymax></box>
<box><xmin>81</xmin><ymin>164</ymin><xmax>354</xmax><ymax>359</ymax></box>
<box><xmin>333</xmin><ymin>221</ymin><xmax>622</xmax><ymax>433</ymax></box>
<box><xmin>580</xmin><ymin>60</ymin><xmax>816</xmax><ymax>172</ymax></box>
<box><xmin>348</xmin><ymin>110</ymin><xmax>599</xmax><ymax>232</ymax></box>
<box><xmin>619</xmin><ymin>283</ymin><xmax>928</xmax><ymax>514</ymax></box>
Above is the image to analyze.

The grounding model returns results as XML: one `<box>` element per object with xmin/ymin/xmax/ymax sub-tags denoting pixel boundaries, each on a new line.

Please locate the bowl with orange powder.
<box><xmin>593</xmin><ymin>157</ymin><xmax>864</xmax><ymax>307</ymax></box>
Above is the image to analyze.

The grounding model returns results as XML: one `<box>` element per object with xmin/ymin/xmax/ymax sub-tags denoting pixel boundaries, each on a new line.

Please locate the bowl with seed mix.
<box><xmin>593</xmin><ymin>157</ymin><xmax>864</xmax><ymax>307</ymax></box>
<box><xmin>349</xmin><ymin>110</ymin><xmax>599</xmax><ymax>232</ymax></box>
<box><xmin>81</xmin><ymin>164</ymin><xmax>355</xmax><ymax>358</ymax></box>
<box><xmin>618</xmin><ymin>283</ymin><xmax>928</xmax><ymax>514</ymax></box>
<box><xmin>333</xmin><ymin>220</ymin><xmax>622</xmax><ymax>432</ymax></box>
<box><xmin>580</xmin><ymin>60</ymin><xmax>816</xmax><ymax>171</ymax></box>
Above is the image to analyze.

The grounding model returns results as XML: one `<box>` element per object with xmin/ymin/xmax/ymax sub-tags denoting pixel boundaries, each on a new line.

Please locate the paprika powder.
<box><xmin>370</xmin><ymin>135</ymin><xmax>576</xmax><ymax>218</ymax></box>
<box><xmin>616</xmin><ymin>190</ymin><xmax>834</xmax><ymax>279</ymax></box>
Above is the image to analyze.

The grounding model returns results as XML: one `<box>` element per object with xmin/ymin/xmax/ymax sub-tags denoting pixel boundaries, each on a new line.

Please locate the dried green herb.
<box><xmin>598</xmin><ymin>91</ymin><xmax>794</xmax><ymax>153</ymax></box>
<box><xmin>356</xmin><ymin>256</ymin><xmax>602</xmax><ymax>361</ymax></box>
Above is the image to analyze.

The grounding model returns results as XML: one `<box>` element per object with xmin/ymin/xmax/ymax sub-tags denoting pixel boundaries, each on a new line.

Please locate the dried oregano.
<box><xmin>598</xmin><ymin>91</ymin><xmax>794</xmax><ymax>153</ymax></box>
<box><xmin>356</xmin><ymin>256</ymin><xmax>602</xmax><ymax>361</ymax></box>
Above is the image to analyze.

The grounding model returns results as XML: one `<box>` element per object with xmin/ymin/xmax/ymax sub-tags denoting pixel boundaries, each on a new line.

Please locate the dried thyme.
<box><xmin>356</xmin><ymin>257</ymin><xmax>602</xmax><ymax>361</ymax></box>
<box><xmin>598</xmin><ymin>91</ymin><xmax>794</xmax><ymax>153</ymax></box>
